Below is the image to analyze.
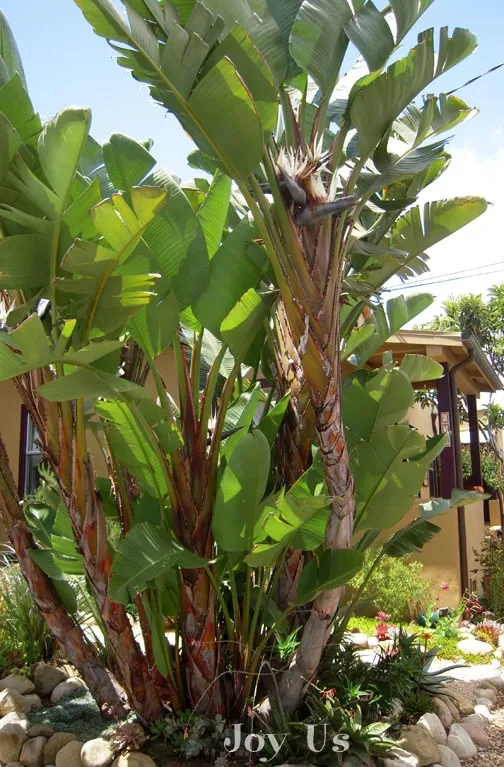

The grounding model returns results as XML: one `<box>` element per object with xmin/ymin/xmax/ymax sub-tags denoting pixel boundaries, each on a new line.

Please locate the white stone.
<box><xmin>462</xmin><ymin>713</ymin><xmax>486</xmax><ymax>727</ymax></box>
<box><xmin>474</xmin><ymin>685</ymin><xmax>497</xmax><ymax>702</ymax></box>
<box><xmin>43</xmin><ymin>732</ymin><xmax>79</xmax><ymax>765</ymax></box>
<box><xmin>0</xmin><ymin>675</ymin><xmax>35</xmax><ymax>695</ymax></box>
<box><xmin>80</xmin><ymin>738</ymin><xmax>114</xmax><ymax>767</ymax></box>
<box><xmin>33</xmin><ymin>665</ymin><xmax>67</xmax><ymax>697</ymax></box>
<box><xmin>457</xmin><ymin>637</ymin><xmax>494</xmax><ymax>655</ymax></box>
<box><xmin>417</xmin><ymin>713</ymin><xmax>447</xmax><ymax>745</ymax></box>
<box><xmin>367</xmin><ymin>636</ymin><xmax>379</xmax><ymax>648</ymax></box>
<box><xmin>380</xmin><ymin>746</ymin><xmax>419</xmax><ymax>766</ymax></box>
<box><xmin>474</xmin><ymin>703</ymin><xmax>493</xmax><ymax>721</ymax></box>
<box><xmin>50</xmin><ymin>677</ymin><xmax>87</xmax><ymax>704</ymax></box>
<box><xmin>446</xmin><ymin>724</ymin><xmax>477</xmax><ymax>760</ymax></box>
<box><xmin>437</xmin><ymin>744</ymin><xmax>461</xmax><ymax>767</ymax></box>
<box><xmin>0</xmin><ymin>713</ymin><xmax>29</xmax><ymax>732</ymax></box>
<box><xmin>55</xmin><ymin>740</ymin><xmax>84</xmax><ymax>767</ymax></box>
<box><xmin>343</xmin><ymin>631</ymin><xmax>369</xmax><ymax>647</ymax></box>
<box><xmin>0</xmin><ymin>722</ymin><xmax>27</xmax><ymax>763</ymax></box>
<box><xmin>0</xmin><ymin>689</ymin><xmax>30</xmax><ymax>715</ymax></box>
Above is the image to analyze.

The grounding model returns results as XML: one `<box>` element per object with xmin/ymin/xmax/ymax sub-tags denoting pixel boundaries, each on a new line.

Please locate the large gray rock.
<box><xmin>437</xmin><ymin>744</ymin><xmax>461</xmax><ymax>767</ymax></box>
<box><xmin>33</xmin><ymin>665</ymin><xmax>67</xmax><ymax>698</ymax></box>
<box><xmin>459</xmin><ymin>721</ymin><xmax>489</xmax><ymax>747</ymax></box>
<box><xmin>20</xmin><ymin>735</ymin><xmax>47</xmax><ymax>767</ymax></box>
<box><xmin>0</xmin><ymin>723</ymin><xmax>27</xmax><ymax>763</ymax></box>
<box><xmin>23</xmin><ymin>693</ymin><xmax>43</xmax><ymax>711</ymax></box>
<box><xmin>432</xmin><ymin>698</ymin><xmax>453</xmax><ymax>729</ymax></box>
<box><xmin>417</xmin><ymin>713</ymin><xmax>447</xmax><ymax>745</ymax></box>
<box><xmin>399</xmin><ymin>725</ymin><xmax>441</xmax><ymax>766</ymax></box>
<box><xmin>112</xmin><ymin>756</ymin><xmax>158</xmax><ymax>767</ymax></box>
<box><xmin>456</xmin><ymin>638</ymin><xmax>493</xmax><ymax>656</ymax></box>
<box><xmin>50</xmin><ymin>677</ymin><xmax>87</xmax><ymax>704</ymax></box>
<box><xmin>0</xmin><ymin>675</ymin><xmax>35</xmax><ymax>695</ymax></box>
<box><xmin>462</xmin><ymin>713</ymin><xmax>486</xmax><ymax>727</ymax></box>
<box><xmin>55</xmin><ymin>740</ymin><xmax>84</xmax><ymax>767</ymax></box>
<box><xmin>0</xmin><ymin>689</ymin><xmax>31</xmax><ymax>715</ymax></box>
<box><xmin>80</xmin><ymin>738</ymin><xmax>114</xmax><ymax>767</ymax></box>
<box><xmin>476</xmin><ymin>696</ymin><xmax>494</xmax><ymax>708</ymax></box>
<box><xmin>446</xmin><ymin>724</ymin><xmax>477</xmax><ymax>760</ymax></box>
<box><xmin>43</xmin><ymin>732</ymin><xmax>79</xmax><ymax>766</ymax></box>
<box><xmin>0</xmin><ymin>713</ymin><xmax>29</xmax><ymax>732</ymax></box>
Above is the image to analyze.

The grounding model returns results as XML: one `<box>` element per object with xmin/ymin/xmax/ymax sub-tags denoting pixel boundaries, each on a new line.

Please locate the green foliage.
<box><xmin>350</xmin><ymin>548</ymin><xmax>433</xmax><ymax>622</ymax></box>
<box><xmin>462</xmin><ymin>445</ymin><xmax>504</xmax><ymax>493</ymax></box>
<box><xmin>399</xmin><ymin>690</ymin><xmax>435</xmax><ymax>723</ymax></box>
<box><xmin>154</xmin><ymin>711</ymin><xmax>232</xmax><ymax>760</ymax></box>
<box><xmin>474</xmin><ymin>620</ymin><xmax>502</xmax><ymax>647</ymax></box>
<box><xmin>475</xmin><ymin>535</ymin><xmax>504</xmax><ymax>618</ymax></box>
<box><xmin>425</xmin><ymin>284</ymin><xmax>504</xmax><ymax>375</ymax></box>
<box><xmin>0</xmin><ymin>554</ymin><xmax>54</xmax><ymax>666</ymax></box>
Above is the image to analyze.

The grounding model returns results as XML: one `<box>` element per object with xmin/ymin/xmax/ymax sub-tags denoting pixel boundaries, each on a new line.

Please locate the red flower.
<box><xmin>441</xmin><ymin>583</ymin><xmax>449</xmax><ymax>591</ymax></box>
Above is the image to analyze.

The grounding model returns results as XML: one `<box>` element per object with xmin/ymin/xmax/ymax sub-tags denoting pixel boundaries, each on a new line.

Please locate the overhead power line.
<box><xmin>384</xmin><ymin>262</ymin><xmax>504</xmax><ymax>292</ymax></box>
<box><xmin>446</xmin><ymin>61</ymin><xmax>504</xmax><ymax>96</ymax></box>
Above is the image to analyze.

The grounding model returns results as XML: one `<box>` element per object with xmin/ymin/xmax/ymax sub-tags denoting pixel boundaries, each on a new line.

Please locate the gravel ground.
<box><xmin>442</xmin><ymin>678</ymin><xmax>504</xmax><ymax>767</ymax></box>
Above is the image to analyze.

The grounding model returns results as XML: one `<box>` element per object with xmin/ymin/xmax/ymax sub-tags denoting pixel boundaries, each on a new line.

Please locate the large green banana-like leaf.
<box><xmin>103</xmin><ymin>132</ymin><xmax>156</xmax><ymax>191</ymax></box>
<box><xmin>60</xmin><ymin>185</ymin><xmax>166</xmax><ymax>337</ymax></box>
<box><xmin>73</xmin><ymin>0</ymin><xmax>277</xmax><ymax>180</ymax></box>
<box><xmin>0</xmin><ymin>10</ymin><xmax>28</xmax><ymax>89</ymax></box>
<box><xmin>213</xmin><ymin>429</ymin><xmax>270</xmax><ymax>552</ymax></box>
<box><xmin>196</xmin><ymin>170</ymin><xmax>231</xmax><ymax>258</ymax></box>
<box><xmin>353</xmin><ymin>428</ymin><xmax>448</xmax><ymax>532</ymax></box>
<box><xmin>390</xmin><ymin>197</ymin><xmax>488</xmax><ymax>257</ymax></box>
<box><xmin>398</xmin><ymin>94</ymin><xmax>477</xmax><ymax>149</ymax></box>
<box><xmin>419</xmin><ymin>488</ymin><xmax>489</xmax><ymax>519</ymax></box>
<box><xmin>349</xmin><ymin>27</ymin><xmax>477</xmax><ymax>156</ymax></box>
<box><xmin>110</xmin><ymin>522</ymin><xmax>208</xmax><ymax>603</ymax></box>
<box><xmin>39</xmin><ymin>108</ymin><xmax>91</xmax><ymax>204</ymax></box>
<box><xmin>94</xmin><ymin>399</ymin><xmax>182</xmax><ymax>499</ymax></box>
<box><xmin>350</xmin><ymin>294</ymin><xmax>433</xmax><ymax>366</ymax></box>
<box><xmin>296</xmin><ymin>549</ymin><xmax>364</xmax><ymax>604</ymax></box>
<box><xmin>193</xmin><ymin>217</ymin><xmax>266</xmax><ymax>336</ymax></box>
<box><xmin>290</xmin><ymin>0</ymin><xmax>358</xmax><ymax>96</ymax></box>
<box><xmin>0</xmin><ymin>74</ymin><xmax>41</xmax><ymax>144</ymax></box>
<box><xmin>126</xmin><ymin>292</ymin><xmax>179</xmax><ymax>359</ymax></box>
<box><xmin>344</xmin><ymin>1</ymin><xmax>395</xmax><ymax>73</ymax></box>
<box><xmin>383</xmin><ymin>518</ymin><xmax>440</xmax><ymax>557</ymax></box>
<box><xmin>389</xmin><ymin>0</ymin><xmax>434</xmax><ymax>42</ymax></box>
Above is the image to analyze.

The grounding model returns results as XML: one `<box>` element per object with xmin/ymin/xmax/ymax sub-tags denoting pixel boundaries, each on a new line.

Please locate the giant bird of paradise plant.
<box><xmin>0</xmin><ymin>2</ymin><xmax>489</xmax><ymax>723</ymax></box>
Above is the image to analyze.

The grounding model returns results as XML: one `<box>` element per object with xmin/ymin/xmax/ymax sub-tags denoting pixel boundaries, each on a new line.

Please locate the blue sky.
<box><xmin>2</xmin><ymin>0</ymin><xmax>504</xmax><ymax>320</ymax></box>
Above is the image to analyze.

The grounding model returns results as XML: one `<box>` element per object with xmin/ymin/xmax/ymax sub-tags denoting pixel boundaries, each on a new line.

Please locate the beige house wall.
<box><xmin>0</xmin><ymin>379</ymin><xmax>23</xmax><ymax>543</ymax></box>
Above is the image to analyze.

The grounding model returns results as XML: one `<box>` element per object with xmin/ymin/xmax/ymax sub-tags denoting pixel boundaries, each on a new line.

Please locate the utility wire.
<box><xmin>446</xmin><ymin>61</ymin><xmax>504</xmax><ymax>96</ymax></box>
<box><xmin>384</xmin><ymin>264</ymin><xmax>504</xmax><ymax>292</ymax></box>
<box><xmin>387</xmin><ymin>259</ymin><xmax>504</xmax><ymax>288</ymax></box>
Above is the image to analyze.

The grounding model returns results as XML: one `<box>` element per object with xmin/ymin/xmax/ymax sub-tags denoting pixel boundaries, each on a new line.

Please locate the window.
<box><xmin>19</xmin><ymin>408</ymin><xmax>43</xmax><ymax>497</ymax></box>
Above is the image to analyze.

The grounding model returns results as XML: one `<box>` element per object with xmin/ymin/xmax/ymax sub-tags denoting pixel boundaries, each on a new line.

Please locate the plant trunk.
<box><xmin>278</xmin><ymin>355</ymin><xmax>355</xmax><ymax>714</ymax></box>
<box><xmin>0</xmin><ymin>435</ymin><xmax>128</xmax><ymax>720</ymax></box>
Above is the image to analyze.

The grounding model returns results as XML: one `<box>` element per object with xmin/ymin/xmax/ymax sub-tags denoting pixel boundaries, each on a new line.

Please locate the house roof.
<box><xmin>366</xmin><ymin>330</ymin><xmax>502</xmax><ymax>395</ymax></box>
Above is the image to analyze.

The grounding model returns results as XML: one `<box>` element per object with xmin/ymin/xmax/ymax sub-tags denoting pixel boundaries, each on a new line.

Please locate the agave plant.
<box><xmin>0</xmin><ymin>2</ymin><xmax>488</xmax><ymax>724</ymax></box>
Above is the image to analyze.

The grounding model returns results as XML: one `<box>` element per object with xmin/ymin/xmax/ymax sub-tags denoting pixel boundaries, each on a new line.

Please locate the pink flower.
<box><xmin>435</xmin><ymin>596</ymin><xmax>440</xmax><ymax>602</ymax></box>
<box><xmin>441</xmin><ymin>583</ymin><xmax>449</xmax><ymax>591</ymax></box>
<box><xmin>375</xmin><ymin>611</ymin><xmax>392</xmax><ymax>622</ymax></box>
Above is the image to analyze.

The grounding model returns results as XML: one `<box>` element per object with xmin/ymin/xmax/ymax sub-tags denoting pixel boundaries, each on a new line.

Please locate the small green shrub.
<box><xmin>399</xmin><ymin>691</ymin><xmax>435</xmax><ymax>723</ymax></box>
<box><xmin>0</xmin><ymin>553</ymin><xmax>54</xmax><ymax>667</ymax></box>
<box><xmin>474</xmin><ymin>620</ymin><xmax>502</xmax><ymax>647</ymax></box>
<box><xmin>28</xmin><ymin>689</ymin><xmax>118</xmax><ymax>741</ymax></box>
<box><xmin>475</xmin><ymin>536</ymin><xmax>504</xmax><ymax>618</ymax></box>
<box><xmin>349</xmin><ymin>549</ymin><xmax>433</xmax><ymax>622</ymax></box>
